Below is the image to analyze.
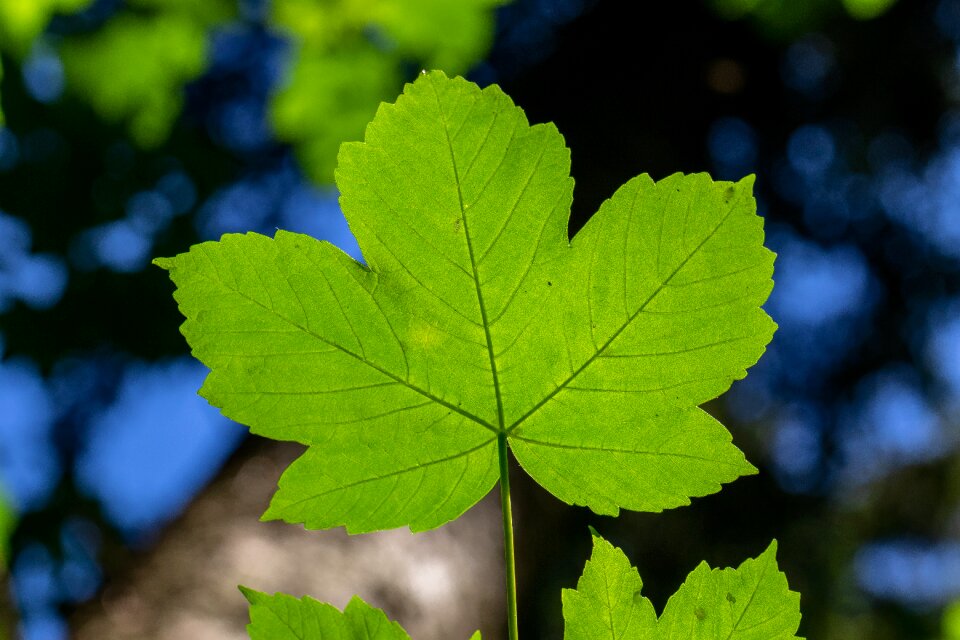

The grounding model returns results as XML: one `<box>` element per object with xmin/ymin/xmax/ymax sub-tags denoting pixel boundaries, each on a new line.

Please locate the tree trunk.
<box><xmin>70</xmin><ymin>440</ymin><xmax>505</xmax><ymax>640</ymax></box>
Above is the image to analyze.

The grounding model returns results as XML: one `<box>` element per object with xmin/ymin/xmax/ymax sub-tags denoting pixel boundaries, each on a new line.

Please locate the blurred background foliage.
<box><xmin>0</xmin><ymin>0</ymin><xmax>94</xmax><ymax>54</ymax></box>
<box><xmin>710</xmin><ymin>0</ymin><xmax>901</xmax><ymax>36</ymax></box>
<box><xmin>0</xmin><ymin>0</ymin><xmax>958</xmax><ymax>638</ymax></box>
<box><xmin>271</xmin><ymin>0</ymin><xmax>507</xmax><ymax>181</ymax></box>
<box><xmin>58</xmin><ymin>0</ymin><xmax>234</xmax><ymax>147</ymax></box>
<box><xmin>0</xmin><ymin>490</ymin><xmax>14</xmax><ymax>640</ymax></box>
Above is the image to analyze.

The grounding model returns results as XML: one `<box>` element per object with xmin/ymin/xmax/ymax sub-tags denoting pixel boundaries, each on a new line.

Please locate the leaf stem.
<box><xmin>498</xmin><ymin>432</ymin><xmax>519</xmax><ymax>640</ymax></box>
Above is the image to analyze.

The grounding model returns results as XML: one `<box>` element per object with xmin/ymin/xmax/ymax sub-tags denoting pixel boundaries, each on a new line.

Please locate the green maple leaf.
<box><xmin>156</xmin><ymin>70</ymin><xmax>775</xmax><ymax>534</ymax></box>
<box><xmin>563</xmin><ymin>533</ymin><xmax>803</xmax><ymax>639</ymax></box>
<box><xmin>242</xmin><ymin>588</ymin><xmax>480</xmax><ymax>639</ymax></box>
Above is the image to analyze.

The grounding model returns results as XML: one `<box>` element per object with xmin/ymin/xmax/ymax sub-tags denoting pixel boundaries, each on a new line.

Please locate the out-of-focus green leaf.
<box><xmin>271</xmin><ymin>46</ymin><xmax>398</xmax><ymax>184</ymax></box>
<box><xmin>127</xmin><ymin>0</ymin><xmax>236</xmax><ymax>25</ymax></box>
<box><xmin>60</xmin><ymin>13</ymin><xmax>209</xmax><ymax>147</ymax></box>
<box><xmin>709</xmin><ymin>0</ymin><xmax>835</xmax><ymax>38</ymax></box>
<box><xmin>945</xmin><ymin>602</ymin><xmax>960</xmax><ymax>640</ymax></box>
<box><xmin>366</xmin><ymin>0</ymin><xmax>507</xmax><ymax>72</ymax></box>
<box><xmin>709</xmin><ymin>0</ymin><xmax>766</xmax><ymax>18</ymax></box>
<box><xmin>0</xmin><ymin>0</ymin><xmax>231</xmax><ymax>144</ymax></box>
<box><xmin>840</xmin><ymin>0</ymin><xmax>897</xmax><ymax>19</ymax></box>
<box><xmin>0</xmin><ymin>0</ymin><xmax>93</xmax><ymax>55</ymax></box>
<box><xmin>271</xmin><ymin>0</ymin><xmax>357</xmax><ymax>53</ymax></box>
<box><xmin>0</xmin><ymin>490</ymin><xmax>15</xmax><ymax>571</ymax></box>
<box><xmin>271</xmin><ymin>0</ymin><xmax>505</xmax><ymax>64</ymax></box>
<box><xmin>0</xmin><ymin>58</ymin><xmax>4</xmax><ymax>127</ymax></box>
<box><xmin>710</xmin><ymin>0</ymin><xmax>898</xmax><ymax>38</ymax></box>
<box><xmin>269</xmin><ymin>0</ymin><xmax>508</xmax><ymax>183</ymax></box>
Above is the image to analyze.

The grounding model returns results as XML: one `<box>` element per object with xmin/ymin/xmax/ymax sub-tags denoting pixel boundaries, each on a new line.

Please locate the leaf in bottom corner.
<box><xmin>562</xmin><ymin>534</ymin><xmax>803</xmax><ymax>640</ymax></box>
<box><xmin>241</xmin><ymin>587</ymin><xmax>481</xmax><ymax>639</ymax></box>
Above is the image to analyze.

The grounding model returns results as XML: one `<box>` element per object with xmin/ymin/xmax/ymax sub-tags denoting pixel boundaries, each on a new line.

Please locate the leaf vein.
<box><xmin>476</xmin><ymin>143</ymin><xmax>548</xmax><ymax>266</ymax></box>
<box><xmin>505</xmin><ymin>195</ymin><xmax>743</xmax><ymax>433</ymax></box>
<box><xmin>432</xmin><ymin>78</ymin><xmax>506</xmax><ymax>432</ymax></box>
<box><xmin>189</xmin><ymin>265</ymin><xmax>498</xmax><ymax>432</ymax></box>
<box><xmin>724</xmin><ymin>551</ymin><xmax>772</xmax><ymax>640</ymax></box>
<box><xmin>599</xmin><ymin>335</ymin><xmax>757</xmax><ymax>359</ymax></box>
<box><xmin>510</xmin><ymin>435</ymin><xmax>744</xmax><ymax>465</ymax></box>
<box><xmin>278</xmin><ymin>437</ymin><xmax>496</xmax><ymax>509</ymax></box>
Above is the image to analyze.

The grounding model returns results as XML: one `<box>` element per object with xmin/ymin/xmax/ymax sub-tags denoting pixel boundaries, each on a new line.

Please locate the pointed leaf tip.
<box><xmin>563</xmin><ymin>531</ymin><xmax>656</xmax><ymax>639</ymax></box>
<box><xmin>237</xmin><ymin>585</ymin><xmax>259</xmax><ymax>604</ymax></box>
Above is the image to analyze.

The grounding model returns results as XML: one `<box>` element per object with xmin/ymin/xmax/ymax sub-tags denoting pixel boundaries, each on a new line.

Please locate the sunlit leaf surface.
<box><xmin>242</xmin><ymin>588</ymin><xmax>482</xmax><ymax>639</ymax></box>
<box><xmin>563</xmin><ymin>533</ymin><xmax>803</xmax><ymax>639</ymax></box>
<box><xmin>158</xmin><ymin>71</ymin><xmax>774</xmax><ymax>533</ymax></box>
<box><xmin>243</xmin><ymin>588</ymin><xmax>410</xmax><ymax>640</ymax></box>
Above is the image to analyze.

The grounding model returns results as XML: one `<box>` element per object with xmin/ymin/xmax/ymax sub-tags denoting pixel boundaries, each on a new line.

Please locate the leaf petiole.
<box><xmin>498</xmin><ymin>432</ymin><xmax>519</xmax><ymax>640</ymax></box>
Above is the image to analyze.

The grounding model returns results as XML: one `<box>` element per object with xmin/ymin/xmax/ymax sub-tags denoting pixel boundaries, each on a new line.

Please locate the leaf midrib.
<box><xmin>510</xmin><ymin>435</ymin><xmax>748</xmax><ymax>466</ymax></box>
<box><xmin>429</xmin><ymin>79</ymin><xmax>742</xmax><ymax>442</ymax></box>
<box><xmin>431</xmin><ymin>79</ymin><xmax>508</xmax><ymax>434</ymax></box>
<box><xmin>723</xmin><ymin>554</ymin><xmax>771</xmax><ymax>640</ymax></box>
<box><xmin>504</xmin><ymin>194</ymin><xmax>742</xmax><ymax>435</ymax></box>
